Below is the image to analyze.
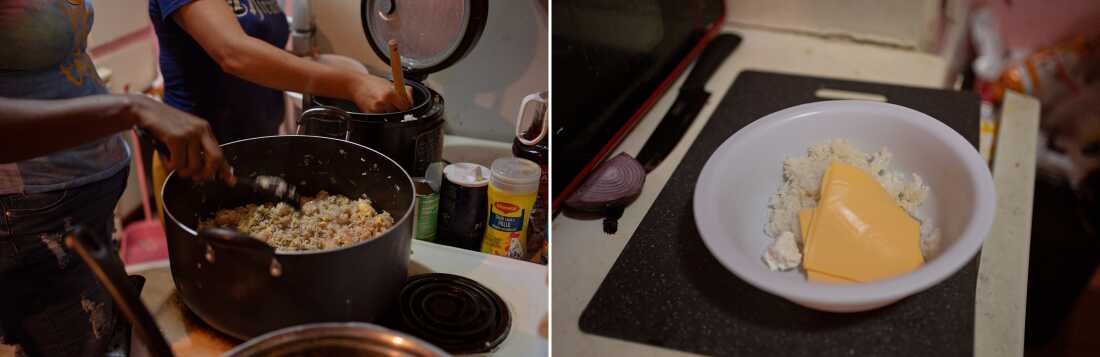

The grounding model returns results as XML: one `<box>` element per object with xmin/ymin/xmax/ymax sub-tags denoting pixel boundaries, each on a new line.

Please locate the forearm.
<box><xmin>217</xmin><ymin>37</ymin><xmax>359</xmax><ymax>101</ymax></box>
<box><xmin>0</xmin><ymin>95</ymin><xmax>138</xmax><ymax>163</ymax></box>
<box><xmin>174</xmin><ymin>0</ymin><xmax>403</xmax><ymax>113</ymax></box>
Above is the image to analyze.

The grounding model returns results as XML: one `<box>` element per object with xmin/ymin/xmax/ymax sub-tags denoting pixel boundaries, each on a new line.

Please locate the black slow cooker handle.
<box><xmin>63</xmin><ymin>226</ymin><xmax>175</xmax><ymax>357</ymax></box>
<box><xmin>297</xmin><ymin>106</ymin><xmax>351</xmax><ymax>141</ymax></box>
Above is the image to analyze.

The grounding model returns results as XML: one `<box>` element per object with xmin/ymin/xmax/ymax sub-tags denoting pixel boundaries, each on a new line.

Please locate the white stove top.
<box><xmin>126</xmin><ymin>240</ymin><xmax>548</xmax><ymax>356</ymax></box>
<box><xmin>405</xmin><ymin>240</ymin><xmax>549</xmax><ymax>356</ymax></box>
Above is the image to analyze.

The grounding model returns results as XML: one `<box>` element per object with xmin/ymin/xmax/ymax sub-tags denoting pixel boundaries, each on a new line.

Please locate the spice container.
<box><xmin>481</xmin><ymin>158</ymin><xmax>541</xmax><ymax>259</ymax></box>
<box><xmin>438</xmin><ymin>163</ymin><xmax>490</xmax><ymax>250</ymax></box>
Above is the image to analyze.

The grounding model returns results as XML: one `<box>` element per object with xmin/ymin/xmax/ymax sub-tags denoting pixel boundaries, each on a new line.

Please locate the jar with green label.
<box><xmin>412</xmin><ymin>178</ymin><xmax>439</xmax><ymax>242</ymax></box>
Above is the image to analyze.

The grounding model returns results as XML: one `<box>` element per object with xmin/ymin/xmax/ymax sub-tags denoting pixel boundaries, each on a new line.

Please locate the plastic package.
<box><xmin>989</xmin><ymin>36</ymin><xmax>1098</xmax><ymax>107</ymax></box>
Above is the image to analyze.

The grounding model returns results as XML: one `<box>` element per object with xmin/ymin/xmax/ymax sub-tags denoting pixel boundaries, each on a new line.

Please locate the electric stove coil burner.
<box><xmin>396</xmin><ymin>273</ymin><xmax>511</xmax><ymax>354</ymax></box>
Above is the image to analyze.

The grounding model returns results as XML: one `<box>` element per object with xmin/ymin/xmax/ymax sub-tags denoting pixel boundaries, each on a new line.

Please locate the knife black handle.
<box><xmin>636</xmin><ymin>92</ymin><xmax>710</xmax><ymax>173</ymax></box>
<box><xmin>636</xmin><ymin>33</ymin><xmax>741</xmax><ymax>172</ymax></box>
<box><xmin>681</xmin><ymin>33</ymin><xmax>741</xmax><ymax>92</ymax></box>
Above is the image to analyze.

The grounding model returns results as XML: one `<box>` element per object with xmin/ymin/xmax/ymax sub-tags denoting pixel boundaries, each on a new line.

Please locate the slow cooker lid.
<box><xmin>361</xmin><ymin>0</ymin><xmax>488</xmax><ymax>77</ymax></box>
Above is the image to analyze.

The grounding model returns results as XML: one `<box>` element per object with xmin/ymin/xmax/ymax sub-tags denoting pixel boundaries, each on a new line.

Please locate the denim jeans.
<box><xmin>0</xmin><ymin>168</ymin><xmax>128</xmax><ymax>357</ymax></box>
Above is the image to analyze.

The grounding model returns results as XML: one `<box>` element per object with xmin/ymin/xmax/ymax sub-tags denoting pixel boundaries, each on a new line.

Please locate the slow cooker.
<box><xmin>299</xmin><ymin>0</ymin><xmax>488</xmax><ymax>177</ymax></box>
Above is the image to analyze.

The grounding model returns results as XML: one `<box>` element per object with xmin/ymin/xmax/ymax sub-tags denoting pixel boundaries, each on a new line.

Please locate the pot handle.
<box><xmin>196</xmin><ymin>228</ymin><xmax>283</xmax><ymax>277</ymax></box>
<box><xmin>63</xmin><ymin>226</ymin><xmax>175</xmax><ymax>357</ymax></box>
<box><xmin>298</xmin><ymin>106</ymin><xmax>351</xmax><ymax>141</ymax></box>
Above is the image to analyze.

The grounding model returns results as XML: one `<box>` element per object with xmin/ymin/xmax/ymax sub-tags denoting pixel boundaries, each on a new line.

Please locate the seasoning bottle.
<box><xmin>481</xmin><ymin>157</ymin><xmax>541</xmax><ymax>259</ymax></box>
<box><xmin>438</xmin><ymin>163</ymin><xmax>490</xmax><ymax>250</ymax></box>
<box><xmin>512</xmin><ymin>92</ymin><xmax>548</xmax><ymax>264</ymax></box>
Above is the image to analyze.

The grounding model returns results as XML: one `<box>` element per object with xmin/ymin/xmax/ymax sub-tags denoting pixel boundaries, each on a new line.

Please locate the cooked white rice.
<box><xmin>765</xmin><ymin>139</ymin><xmax>941</xmax><ymax>260</ymax></box>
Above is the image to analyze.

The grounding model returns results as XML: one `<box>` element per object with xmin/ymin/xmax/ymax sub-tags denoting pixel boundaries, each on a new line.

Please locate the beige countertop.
<box><xmin>551</xmin><ymin>24</ymin><xmax>1033</xmax><ymax>357</ymax></box>
<box><xmin>121</xmin><ymin>240</ymin><xmax>549</xmax><ymax>356</ymax></box>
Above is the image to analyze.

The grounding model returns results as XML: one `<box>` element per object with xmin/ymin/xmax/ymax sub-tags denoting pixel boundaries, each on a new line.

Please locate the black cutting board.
<box><xmin>578</xmin><ymin>71</ymin><xmax>980</xmax><ymax>357</ymax></box>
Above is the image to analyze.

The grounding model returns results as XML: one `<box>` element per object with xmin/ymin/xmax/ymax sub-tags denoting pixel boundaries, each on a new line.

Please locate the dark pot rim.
<box><xmin>161</xmin><ymin>135</ymin><xmax>416</xmax><ymax>256</ymax></box>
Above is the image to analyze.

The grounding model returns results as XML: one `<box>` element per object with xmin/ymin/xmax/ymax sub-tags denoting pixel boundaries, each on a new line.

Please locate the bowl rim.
<box><xmin>693</xmin><ymin>100</ymin><xmax>996</xmax><ymax>307</ymax></box>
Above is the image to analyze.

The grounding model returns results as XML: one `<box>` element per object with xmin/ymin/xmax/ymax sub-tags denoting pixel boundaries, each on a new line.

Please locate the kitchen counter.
<box><xmin>124</xmin><ymin>240</ymin><xmax>549</xmax><ymax>356</ymax></box>
<box><xmin>551</xmin><ymin>24</ymin><xmax>1036</xmax><ymax>356</ymax></box>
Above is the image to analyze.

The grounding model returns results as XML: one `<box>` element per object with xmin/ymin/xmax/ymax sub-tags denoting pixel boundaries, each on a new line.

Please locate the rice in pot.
<box><xmin>199</xmin><ymin>191</ymin><xmax>395</xmax><ymax>251</ymax></box>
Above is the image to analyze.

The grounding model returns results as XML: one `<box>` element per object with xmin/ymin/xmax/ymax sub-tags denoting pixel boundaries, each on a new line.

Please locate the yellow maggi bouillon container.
<box><xmin>481</xmin><ymin>157</ymin><xmax>541</xmax><ymax>259</ymax></box>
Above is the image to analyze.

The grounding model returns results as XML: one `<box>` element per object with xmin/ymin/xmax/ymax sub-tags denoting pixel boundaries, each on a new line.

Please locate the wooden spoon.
<box><xmin>387</xmin><ymin>39</ymin><xmax>412</xmax><ymax>109</ymax></box>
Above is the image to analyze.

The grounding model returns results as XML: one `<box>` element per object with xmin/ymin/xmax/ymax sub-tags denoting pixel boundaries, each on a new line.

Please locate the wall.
<box><xmin>311</xmin><ymin>0</ymin><xmax>548</xmax><ymax>142</ymax></box>
<box><xmin>88</xmin><ymin>0</ymin><xmax>158</xmax><ymax>93</ymax></box>
<box><xmin>724</xmin><ymin>0</ymin><xmax>971</xmax><ymax>86</ymax></box>
<box><xmin>725</xmin><ymin>0</ymin><xmax>943</xmax><ymax>51</ymax></box>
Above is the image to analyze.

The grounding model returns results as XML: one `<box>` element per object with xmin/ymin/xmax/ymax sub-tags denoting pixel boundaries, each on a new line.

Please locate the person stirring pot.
<box><xmin>147</xmin><ymin>0</ymin><xmax>412</xmax><ymax>220</ymax></box>
<box><xmin>0</xmin><ymin>1</ymin><xmax>232</xmax><ymax>355</ymax></box>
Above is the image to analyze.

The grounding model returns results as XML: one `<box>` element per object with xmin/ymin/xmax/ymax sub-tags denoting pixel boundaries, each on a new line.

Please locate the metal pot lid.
<box><xmin>361</xmin><ymin>0</ymin><xmax>488</xmax><ymax>77</ymax></box>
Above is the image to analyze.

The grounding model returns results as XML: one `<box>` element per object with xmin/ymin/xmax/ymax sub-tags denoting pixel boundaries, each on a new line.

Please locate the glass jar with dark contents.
<box><xmin>512</xmin><ymin>92</ymin><xmax>548</xmax><ymax>264</ymax></box>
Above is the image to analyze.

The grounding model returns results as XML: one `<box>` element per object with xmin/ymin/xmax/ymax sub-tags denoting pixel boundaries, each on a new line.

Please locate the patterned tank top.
<box><xmin>0</xmin><ymin>0</ymin><xmax>131</xmax><ymax>194</ymax></box>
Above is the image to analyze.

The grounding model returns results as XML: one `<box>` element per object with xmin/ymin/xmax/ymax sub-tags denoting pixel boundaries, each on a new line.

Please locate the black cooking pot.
<box><xmin>63</xmin><ymin>226</ymin><xmax>449</xmax><ymax>357</ymax></box>
<box><xmin>161</xmin><ymin>135</ymin><xmax>415</xmax><ymax>340</ymax></box>
<box><xmin>301</xmin><ymin>80</ymin><xmax>444</xmax><ymax>178</ymax></box>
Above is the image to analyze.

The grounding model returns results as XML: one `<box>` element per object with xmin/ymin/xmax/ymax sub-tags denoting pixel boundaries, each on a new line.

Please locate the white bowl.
<box><xmin>693</xmin><ymin>100</ymin><xmax>996</xmax><ymax>312</ymax></box>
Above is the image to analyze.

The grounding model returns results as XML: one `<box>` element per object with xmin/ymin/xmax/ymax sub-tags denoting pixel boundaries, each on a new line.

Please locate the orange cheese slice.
<box><xmin>802</xmin><ymin>162</ymin><xmax>923</xmax><ymax>283</ymax></box>
<box><xmin>798</xmin><ymin>208</ymin><xmax>813</xmax><ymax>245</ymax></box>
<box><xmin>807</xmin><ymin>269</ymin><xmax>859</xmax><ymax>284</ymax></box>
<box><xmin>799</xmin><ymin>208</ymin><xmax>859</xmax><ymax>284</ymax></box>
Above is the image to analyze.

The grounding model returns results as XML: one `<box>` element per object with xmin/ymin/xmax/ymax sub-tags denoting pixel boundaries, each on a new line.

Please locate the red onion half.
<box><xmin>564</xmin><ymin>153</ymin><xmax>646</xmax><ymax>233</ymax></box>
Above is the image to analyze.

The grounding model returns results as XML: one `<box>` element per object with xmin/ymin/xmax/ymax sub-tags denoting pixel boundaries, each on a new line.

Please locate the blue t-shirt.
<box><xmin>0</xmin><ymin>0</ymin><xmax>131</xmax><ymax>195</ymax></box>
<box><xmin>149</xmin><ymin>0</ymin><xmax>289</xmax><ymax>144</ymax></box>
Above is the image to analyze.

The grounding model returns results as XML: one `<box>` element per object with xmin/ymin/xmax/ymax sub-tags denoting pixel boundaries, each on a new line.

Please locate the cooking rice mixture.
<box><xmin>199</xmin><ymin>191</ymin><xmax>394</xmax><ymax>251</ymax></box>
<box><xmin>764</xmin><ymin>139</ymin><xmax>941</xmax><ymax>269</ymax></box>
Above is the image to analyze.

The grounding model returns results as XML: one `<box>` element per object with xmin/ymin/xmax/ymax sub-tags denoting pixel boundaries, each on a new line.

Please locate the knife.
<box><xmin>635</xmin><ymin>33</ymin><xmax>740</xmax><ymax>172</ymax></box>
